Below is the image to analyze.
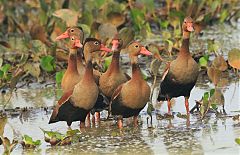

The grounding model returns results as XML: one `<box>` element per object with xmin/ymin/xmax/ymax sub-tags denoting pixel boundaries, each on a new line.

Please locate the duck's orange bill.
<box><xmin>56</xmin><ymin>31</ymin><xmax>69</xmax><ymax>40</ymax></box>
<box><xmin>140</xmin><ymin>47</ymin><xmax>152</xmax><ymax>56</ymax></box>
<box><xmin>100</xmin><ymin>44</ymin><xmax>112</xmax><ymax>52</ymax></box>
<box><xmin>186</xmin><ymin>23</ymin><xmax>194</xmax><ymax>32</ymax></box>
<box><xmin>111</xmin><ymin>39</ymin><xmax>119</xmax><ymax>51</ymax></box>
<box><xmin>74</xmin><ymin>39</ymin><xmax>83</xmax><ymax>48</ymax></box>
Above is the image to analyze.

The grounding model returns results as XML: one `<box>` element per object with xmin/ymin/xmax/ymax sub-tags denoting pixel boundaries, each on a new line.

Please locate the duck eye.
<box><xmin>70</xmin><ymin>29</ymin><xmax>74</xmax><ymax>33</ymax></box>
<box><xmin>135</xmin><ymin>45</ymin><xmax>139</xmax><ymax>48</ymax></box>
<box><xmin>94</xmin><ymin>41</ymin><xmax>99</xmax><ymax>45</ymax></box>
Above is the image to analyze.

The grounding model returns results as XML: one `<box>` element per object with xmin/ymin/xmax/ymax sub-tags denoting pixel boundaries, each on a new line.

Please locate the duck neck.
<box><xmin>83</xmin><ymin>60</ymin><xmax>94</xmax><ymax>80</ymax></box>
<box><xmin>108</xmin><ymin>51</ymin><xmax>120</xmax><ymax>73</ymax></box>
<box><xmin>179</xmin><ymin>31</ymin><xmax>190</xmax><ymax>56</ymax></box>
<box><xmin>83</xmin><ymin>47</ymin><xmax>94</xmax><ymax>81</ymax></box>
<box><xmin>130</xmin><ymin>55</ymin><xmax>142</xmax><ymax>80</ymax></box>
<box><xmin>67</xmin><ymin>49</ymin><xmax>78</xmax><ymax>73</ymax></box>
<box><xmin>77</xmin><ymin>49</ymin><xmax>85</xmax><ymax>68</ymax></box>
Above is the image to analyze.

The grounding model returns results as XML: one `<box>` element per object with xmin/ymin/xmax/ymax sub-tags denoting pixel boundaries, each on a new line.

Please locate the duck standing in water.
<box><xmin>157</xmin><ymin>17</ymin><xmax>199</xmax><ymax>115</ymax></box>
<box><xmin>49</xmin><ymin>37</ymin><xmax>111</xmax><ymax>127</ymax></box>
<box><xmin>97</xmin><ymin>36</ymin><xmax>130</xmax><ymax>116</ymax></box>
<box><xmin>56</xmin><ymin>27</ymin><xmax>85</xmax><ymax>93</ymax></box>
<box><xmin>110</xmin><ymin>41</ymin><xmax>151</xmax><ymax>128</ymax></box>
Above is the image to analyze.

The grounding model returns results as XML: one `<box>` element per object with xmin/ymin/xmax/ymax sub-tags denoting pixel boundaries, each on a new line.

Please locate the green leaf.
<box><xmin>147</xmin><ymin>102</ymin><xmax>155</xmax><ymax>117</ymax></box>
<box><xmin>23</xmin><ymin>135</ymin><xmax>41</xmax><ymax>146</ymax></box>
<box><xmin>1</xmin><ymin>64</ymin><xmax>11</xmax><ymax>73</ymax></box>
<box><xmin>56</xmin><ymin>71</ymin><xmax>64</xmax><ymax>85</ymax></box>
<box><xmin>199</xmin><ymin>57</ymin><xmax>208</xmax><ymax>67</ymax></box>
<box><xmin>220</xmin><ymin>9</ymin><xmax>228</xmax><ymax>23</ymax></box>
<box><xmin>130</xmin><ymin>8</ymin><xmax>145</xmax><ymax>31</ymax></box>
<box><xmin>66</xmin><ymin>129</ymin><xmax>80</xmax><ymax>136</ymax></box>
<box><xmin>0</xmin><ymin>70</ymin><xmax>3</xmax><ymax>78</ymax></box>
<box><xmin>41</xmin><ymin>128</ymin><xmax>64</xmax><ymax>141</ymax></box>
<box><xmin>203</xmin><ymin>92</ymin><xmax>209</xmax><ymax>104</ymax></box>
<box><xmin>142</xmin><ymin>72</ymin><xmax>148</xmax><ymax>80</ymax></box>
<box><xmin>210</xmin><ymin>89</ymin><xmax>215</xmax><ymax>97</ymax></box>
<box><xmin>40</xmin><ymin>55</ymin><xmax>55</xmax><ymax>72</ymax></box>
<box><xmin>211</xmin><ymin>104</ymin><xmax>217</xmax><ymax>110</ymax></box>
<box><xmin>235</xmin><ymin>138</ymin><xmax>240</xmax><ymax>145</ymax></box>
<box><xmin>159</xmin><ymin>20</ymin><xmax>169</xmax><ymax>29</ymax></box>
<box><xmin>39</xmin><ymin>0</ymin><xmax>48</xmax><ymax>12</ymax></box>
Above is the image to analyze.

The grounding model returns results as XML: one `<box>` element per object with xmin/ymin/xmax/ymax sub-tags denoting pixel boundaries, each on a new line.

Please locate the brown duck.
<box><xmin>49</xmin><ymin>38</ymin><xmax>111</xmax><ymax>127</ymax></box>
<box><xmin>56</xmin><ymin>27</ymin><xmax>84</xmax><ymax>93</ymax></box>
<box><xmin>157</xmin><ymin>17</ymin><xmax>199</xmax><ymax>114</ymax></box>
<box><xmin>99</xmin><ymin>37</ymin><xmax>130</xmax><ymax>100</ymax></box>
<box><xmin>110</xmin><ymin>41</ymin><xmax>151</xmax><ymax>128</ymax></box>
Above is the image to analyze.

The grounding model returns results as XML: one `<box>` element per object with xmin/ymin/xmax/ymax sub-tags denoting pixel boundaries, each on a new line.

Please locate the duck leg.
<box><xmin>95</xmin><ymin>112</ymin><xmax>100</xmax><ymax>122</ymax></box>
<box><xmin>133</xmin><ymin>116</ymin><xmax>138</xmax><ymax>127</ymax></box>
<box><xmin>80</xmin><ymin>121</ymin><xmax>85</xmax><ymax>128</ymax></box>
<box><xmin>167</xmin><ymin>98</ymin><xmax>171</xmax><ymax>115</ymax></box>
<box><xmin>184</xmin><ymin>97</ymin><xmax>190</xmax><ymax>114</ymax></box>
<box><xmin>117</xmin><ymin>116</ymin><xmax>123</xmax><ymax>129</ymax></box>
<box><xmin>92</xmin><ymin>114</ymin><xmax>95</xmax><ymax>126</ymax></box>
<box><xmin>85</xmin><ymin>113</ymin><xmax>91</xmax><ymax>127</ymax></box>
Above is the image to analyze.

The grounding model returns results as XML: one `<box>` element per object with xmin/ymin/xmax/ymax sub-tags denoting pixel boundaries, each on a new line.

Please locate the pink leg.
<box><xmin>133</xmin><ymin>116</ymin><xmax>138</xmax><ymax>127</ymax></box>
<box><xmin>167</xmin><ymin>98</ymin><xmax>171</xmax><ymax>115</ymax></box>
<box><xmin>85</xmin><ymin>113</ymin><xmax>91</xmax><ymax>127</ymax></box>
<box><xmin>185</xmin><ymin>97</ymin><xmax>190</xmax><ymax>114</ymax></box>
<box><xmin>95</xmin><ymin>112</ymin><xmax>100</xmax><ymax>122</ymax></box>
<box><xmin>117</xmin><ymin>116</ymin><xmax>123</xmax><ymax>129</ymax></box>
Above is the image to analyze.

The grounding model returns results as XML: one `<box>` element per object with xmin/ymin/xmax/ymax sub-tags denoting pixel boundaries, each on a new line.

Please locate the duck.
<box><xmin>49</xmin><ymin>37</ymin><xmax>111</xmax><ymax>127</ymax></box>
<box><xmin>56</xmin><ymin>27</ymin><xmax>84</xmax><ymax>93</ymax></box>
<box><xmin>91</xmin><ymin>36</ymin><xmax>130</xmax><ymax>120</ymax></box>
<box><xmin>99</xmin><ymin>36</ymin><xmax>130</xmax><ymax>100</ymax></box>
<box><xmin>110</xmin><ymin>41</ymin><xmax>151</xmax><ymax>128</ymax></box>
<box><xmin>157</xmin><ymin>17</ymin><xmax>199</xmax><ymax>115</ymax></box>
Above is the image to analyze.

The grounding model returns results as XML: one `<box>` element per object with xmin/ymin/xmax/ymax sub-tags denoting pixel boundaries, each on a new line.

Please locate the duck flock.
<box><xmin>49</xmin><ymin>17</ymin><xmax>199</xmax><ymax>129</ymax></box>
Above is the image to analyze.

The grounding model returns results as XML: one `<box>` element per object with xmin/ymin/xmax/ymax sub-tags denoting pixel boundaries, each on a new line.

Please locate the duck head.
<box><xmin>127</xmin><ymin>41</ymin><xmax>152</xmax><ymax>57</ymax></box>
<box><xmin>83</xmin><ymin>38</ymin><xmax>112</xmax><ymax>61</ymax></box>
<box><xmin>182</xmin><ymin>17</ymin><xmax>194</xmax><ymax>32</ymax></box>
<box><xmin>69</xmin><ymin>35</ymin><xmax>82</xmax><ymax>49</ymax></box>
<box><xmin>56</xmin><ymin>27</ymin><xmax>84</xmax><ymax>44</ymax></box>
<box><xmin>111</xmin><ymin>34</ymin><xmax>123</xmax><ymax>51</ymax></box>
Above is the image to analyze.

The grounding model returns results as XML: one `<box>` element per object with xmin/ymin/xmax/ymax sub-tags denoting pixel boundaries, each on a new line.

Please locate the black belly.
<box><xmin>49</xmin><ymin>100</ymin><xmax>89</xmax><ymax>126</ymax></box>
<box><xmin>111</xmin><ymin>96</ymin><xmax>144</xmax><ymax>118</ymax></box>
<box><xmin>91</xmin><ymin>94</ymin><xmax>109</xmax><ymax>114</ymax></box>
<box><xmin>157</xmin><ymin>73</ymin><xmax>197</xmax><ymax>101</ymax></box>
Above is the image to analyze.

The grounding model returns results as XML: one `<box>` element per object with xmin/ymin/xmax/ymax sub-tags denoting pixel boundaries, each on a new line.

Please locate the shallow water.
<box><xmin>0</xmin><ymin>23</ymin><xmax>240</xmax><ymax>154</ymax></box>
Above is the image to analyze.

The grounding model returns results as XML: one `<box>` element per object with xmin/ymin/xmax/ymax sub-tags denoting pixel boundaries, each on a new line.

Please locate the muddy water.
<box><xmin>1</xmin><ymin>23</ymin><xmax>240</xmax><ymax>155</ymax></box>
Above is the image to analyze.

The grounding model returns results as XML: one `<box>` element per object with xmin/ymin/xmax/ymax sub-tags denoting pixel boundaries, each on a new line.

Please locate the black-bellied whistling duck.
<box><xmin>95</xmin><ymin>36</ymin><xmax>130</xmax><ymax>120</ymax></box>
<box><xmin>110</xmin><ymin>41</ymin><xmax>151</xmax><ymax>128</ymax></box>
<box><xmin>157</xmin><ymin>17</ymin><xmax>199</xmax><ymax>115</ymax></box>
<box><xmin>99</xmin><ymin>37</ymin><xmax>130</xmax><ymax>100</ymax></box>
<box><xmin>49</xmin><ymin>38</ymin><xmax>111</xmax><ymax>127</ymax></box>
<box><xmin>56</xmin><ymin>27</ymin><xmax>84</xmax><ymax>93</ymax></box>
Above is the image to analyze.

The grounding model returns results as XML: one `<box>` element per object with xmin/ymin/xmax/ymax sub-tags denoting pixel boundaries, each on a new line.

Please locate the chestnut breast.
<box><xmin>70</xmin><ymin>79</ymin><xmax>99</xmax><ymax>110</ymax></box>
<box><xmin>61</xmin><ymin>70</ymin><xmax>82</xmax><ymax>93</ymax></box>
<box><xmin>99</xmin><ymin>71</ymin><xmax>128</xmax><ymax>97</ymax></box>
<box><xmin>120</xmin><ymin>79</ymin><xmax>150</xmax><ymax>109</ymax></box>
<box><xmin>170</xmin><ymin>55</ymin><xmax>199</xmax><ymax>84</ymax></box>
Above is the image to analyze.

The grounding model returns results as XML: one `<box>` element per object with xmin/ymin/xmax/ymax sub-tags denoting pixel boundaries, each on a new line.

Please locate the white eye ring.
<box><xmin>94</xmin><ymin>41</ymin><xmax>99</xmax><ymax>45</ymax></box>
<box><xmin>71</xmin><ymin>37</ymin><xmax>74</xmax><ymax>41</ymax></box>
<box><xmin>70</xmin><ymin>29</ymin><xmax>74</xmax><ymax>32</ymax></box>
<box><xmin>135</xmin><ymin>45</ymin><xmax>139</xmax><ymax>48</ymax></box>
